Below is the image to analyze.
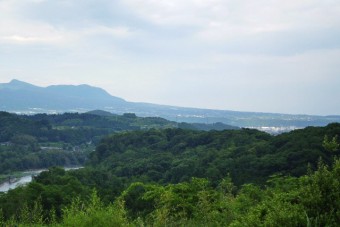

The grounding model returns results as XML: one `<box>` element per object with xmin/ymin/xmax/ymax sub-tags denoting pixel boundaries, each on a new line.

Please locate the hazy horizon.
<box><xmin>1</xmin><ymin>78</ymin><xmax>339</xmax><ymax>117</ymax></box>
<box><xmin>1</xmin><ymin>1</ymin><xmax>340</xmax><ymax>115</ymax></box>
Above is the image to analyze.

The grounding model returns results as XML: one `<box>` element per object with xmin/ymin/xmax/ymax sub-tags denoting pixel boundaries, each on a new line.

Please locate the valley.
<box><xmin>1</xmin><ymin>1</ymin><xmax>339</xmax><ymax>225</ymax></box>
<box><xmin>0</xmin><ymin>81</ymin><xmax>339</xmax><ymax>226</ymax></box>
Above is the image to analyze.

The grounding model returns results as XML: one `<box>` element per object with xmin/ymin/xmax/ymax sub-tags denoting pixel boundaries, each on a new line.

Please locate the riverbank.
<box><xmin>0</xmin><ymin>171</ymin><xmax>30</xmax><ymax>185</ymax></box>
<box><xmin>0</xmin><ymin>170</ymin><xmax>42</xmax><ymax>193</ymax></box>
<box><xmin>0</xmin><ymin>166</ymin><xmax>83</xmax><ymax>193</ymax></box>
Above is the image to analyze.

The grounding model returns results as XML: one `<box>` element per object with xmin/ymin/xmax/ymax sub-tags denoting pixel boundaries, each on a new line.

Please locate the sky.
<box><xmin>0</xmin><ymin>0</ymin><xmax>340</xmax><ymax>115</ymax></box>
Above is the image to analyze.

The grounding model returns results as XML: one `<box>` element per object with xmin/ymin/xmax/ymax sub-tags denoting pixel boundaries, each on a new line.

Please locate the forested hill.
<box><xmin>0</xmin><ymin>111</ymin><xmax>237</xmax><ymax>144</ymax></box>
<box><xmin>88</xmin><ymin>123</ymin><xmax>340</xmax><ymax>186</ymax></box>
<box><xmin>0</xmin><ymin>111</ymin><xmax>237</xmax><ymax>174</ymax></box>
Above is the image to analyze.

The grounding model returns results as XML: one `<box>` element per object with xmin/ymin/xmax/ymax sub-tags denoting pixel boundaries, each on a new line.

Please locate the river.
<box><xmin>0</xmin><ymin>167</ymin><xmax>82</xmax><ymax>193</ymax></box>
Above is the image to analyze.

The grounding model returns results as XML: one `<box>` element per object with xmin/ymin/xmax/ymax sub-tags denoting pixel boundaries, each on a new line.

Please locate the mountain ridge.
<box><xmin>1</xmin><ymin>79</ymin><xmax>339</xmax><ymax>132</ymax></box>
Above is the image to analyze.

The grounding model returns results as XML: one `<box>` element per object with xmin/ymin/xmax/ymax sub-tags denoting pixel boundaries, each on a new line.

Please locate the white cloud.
<box><xmin>81</xmin><ymin>25</ymin><xmax>135</xmax><ymax>38</ymax></box>
<box><xmin>123</xmin><ymin>0</ymin><xmax>340</xmax><ymax>42</ymax></box>
<box><xmin>0</xmin><ymin>0</ymin><xmax>135</xmax><ymax>45</ymax></box>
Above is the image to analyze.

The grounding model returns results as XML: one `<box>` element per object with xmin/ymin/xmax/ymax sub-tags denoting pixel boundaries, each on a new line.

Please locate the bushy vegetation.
<box><xmin>0</xmin><ymin>158</ymin><xmax>339</xmax><ymax>226</ymax></box>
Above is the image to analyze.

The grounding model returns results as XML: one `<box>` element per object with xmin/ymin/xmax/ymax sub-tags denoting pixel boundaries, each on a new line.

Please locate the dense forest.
<box><xmin>88</xmin><ymin>125</ymin><xmax>338</xmax><ymax>186</ymax></box>
<box><xmin>0</xmin><ymin>111</ymin><xmax>236</xmax><ymax>174</ymax></box>
<box><xmin>0</xmin><ymin>122</ymin><xmax>339</xmax><ymax>226</ymax></box>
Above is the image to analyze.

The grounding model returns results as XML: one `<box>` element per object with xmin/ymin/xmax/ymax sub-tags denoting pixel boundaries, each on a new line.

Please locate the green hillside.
<box><xmin>0</xmin><ymin>111</ymin><xmax>237</xmax><ymax>174</ymax></box>
<box><xmin>0</xmin><ymin>123</ymin><xmax>339</xmax><ymax>226</ymax></box>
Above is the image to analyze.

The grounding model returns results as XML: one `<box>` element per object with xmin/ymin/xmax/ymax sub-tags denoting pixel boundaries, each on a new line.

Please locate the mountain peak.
<box><xmin>0</xmin><ymin>79</ymin><xmax>39</xmax><ymax>90</ymax></box>
<box><xmin>9</xmin><ymin>79</ymin><xmax>33</xmax><ymax>85</ymax></box>
<box><xmin>9</xmin><ymin>79</ymin><xmax>22</xmax><ymax>84</ymax></box>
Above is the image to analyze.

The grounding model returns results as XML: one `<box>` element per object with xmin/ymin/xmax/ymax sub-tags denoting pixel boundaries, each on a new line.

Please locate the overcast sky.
<box><xmin>0</xmin><ymin>0</ymin><xmax>340</xmax><ymax>115</ymax></box>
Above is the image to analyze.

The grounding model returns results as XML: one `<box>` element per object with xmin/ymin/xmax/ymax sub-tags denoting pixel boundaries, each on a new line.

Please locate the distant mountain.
<box><xmin>1</xmin><ymin>79</ymin><xmax>340</xmax><ymax>133</ymax></box>
<box><xmin>0</xmin><ymin>79</ymin><xmax>126</xmax><ymax>111</ymax></box>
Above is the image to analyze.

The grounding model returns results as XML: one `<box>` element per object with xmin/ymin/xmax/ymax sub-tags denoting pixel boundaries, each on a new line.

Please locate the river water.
<box><xmin>0</xmin><ymin>167</ymin><xmax>82</xmax><ymax>193</ymax></box>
